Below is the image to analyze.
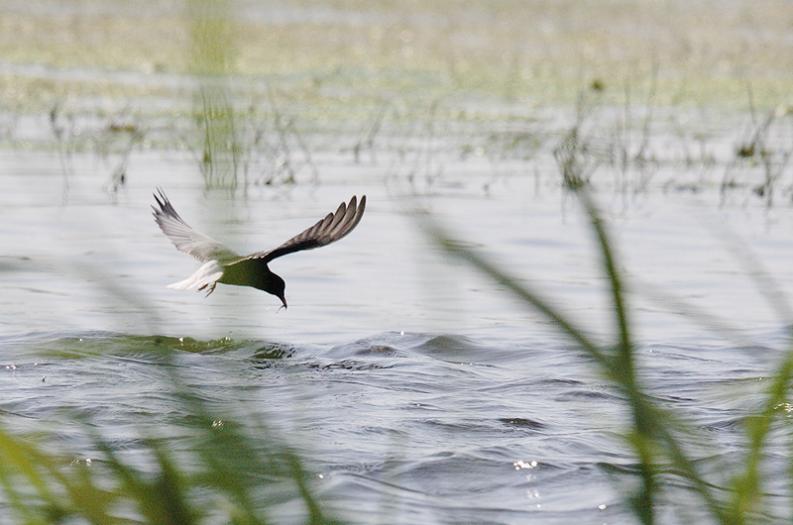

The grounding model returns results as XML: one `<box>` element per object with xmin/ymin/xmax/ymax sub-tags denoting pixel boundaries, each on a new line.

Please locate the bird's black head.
<box><xmin>265</xmin><ymin>273</ymin><xmax>287</xmax><ymax>310</ymax></box>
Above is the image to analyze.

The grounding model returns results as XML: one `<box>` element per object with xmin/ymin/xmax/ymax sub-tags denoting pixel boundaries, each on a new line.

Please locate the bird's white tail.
<box><xmin>168</xmin><ymin>260</ymin><xmax>224</xmax><ymax>293</ymax></box>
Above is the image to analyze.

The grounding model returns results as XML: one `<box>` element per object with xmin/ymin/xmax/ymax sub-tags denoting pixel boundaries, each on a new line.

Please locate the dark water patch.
<box><xmin>402</xmin><ymin>402</ymin><xmax>444</xmax><ymax>412</ymax></box>
<box><xmin>0</xmin><ymin>406</ymin><xmax>40</xmax><ymax>420</ymax></box>
<box><xmin>307</xmin><ymin>359</ymin><xmax>396</xmax><ymax>372</ymax></box>
<box><xmin>498</xmin><ymin>417</ymin><xmax>547</xmax><ymax>431</ymax></box>
<box><xmin>555</xmin><ymin>388</ymin><xmax>624</xmax><ymax>402</ymax></box>
<box><xmin>700</xmin><ymin>416</ymin><xmax>747</xmax><ymax>432</ymax></box>
<box><xmin>250</xmin><ymin>343</ymin><xmax>298</xmax><ymax>360</ymax></box>
<box><xmin>20</xmin><ymin>286</ymin><xmax>69</xmax><ymax>296</ymax></box>
<box><xmin>417</xmin><ymin>417</ymin><xmax>551</xmax><ymax>438</ymax></box>
<box><xmin>534</xmin><ymin>377</ymin><xmax>585</xmax><ymax>387</ymax></box>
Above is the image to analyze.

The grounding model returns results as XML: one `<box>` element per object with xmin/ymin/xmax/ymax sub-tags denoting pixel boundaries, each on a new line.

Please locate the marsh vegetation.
<box><xmin>1</xmin><ymin>1</ymin><xmax>793</xmax><ymax>524</ymax></box>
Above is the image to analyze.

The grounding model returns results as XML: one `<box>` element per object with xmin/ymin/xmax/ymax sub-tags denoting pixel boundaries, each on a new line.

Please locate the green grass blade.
<box><xmin>421</xmin><ymin>213</ymin><xmax>728</xmax><ymax>522</ymax></box>
<box><xmin>729</xmin><ymin>349</ymin><xmax>793</xmax><ymax>522</ymax></box>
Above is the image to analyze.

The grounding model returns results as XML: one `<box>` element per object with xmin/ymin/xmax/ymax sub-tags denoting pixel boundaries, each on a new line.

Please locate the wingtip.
<box><xmin>356</xmin><ymin>194</ymin><xmax>366</xmax><ymax>217</ymax></box>
<box><xmin>347</xmin><ymin>194</ymin><xmax>366</xmax><ymax>233</ymax></box>
<box><xmin>153</xmin><ymin>187</ymin><xmax>166</xmax><ymax>209</ymax></box>
<box><xmin>152</xmin><ymin>187</ymin><xmax>183</xmax><ymax>222</ymax></box>
<box><xmin>348</xmin><ymin>194</ymin><xmax>366</xmax><ymax>211</ymax></box>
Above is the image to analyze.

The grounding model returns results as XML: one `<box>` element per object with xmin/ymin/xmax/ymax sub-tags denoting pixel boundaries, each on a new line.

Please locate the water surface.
<box><xmin>2</xmin><ymin>152</ymin><xmax>793</xmax><ymax>523</ymax></box>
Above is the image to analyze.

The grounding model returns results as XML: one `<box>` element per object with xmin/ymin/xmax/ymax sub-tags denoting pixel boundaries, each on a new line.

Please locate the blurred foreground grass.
<box><xmin>0</xmin><ymin>339</ymin><xmax>340</xmax><ymax>525</ymax></box>
<box><xmin>423</xmin><ymin>183</ymin><xmax>793</xmax><ymax>524</ymax></box>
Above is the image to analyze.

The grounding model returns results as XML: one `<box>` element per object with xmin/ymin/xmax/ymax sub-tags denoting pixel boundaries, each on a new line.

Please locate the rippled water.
<box><xmin>2</xmin><ymin>151</ymin><xmax>793</xmax><ymax>523</ymax></box>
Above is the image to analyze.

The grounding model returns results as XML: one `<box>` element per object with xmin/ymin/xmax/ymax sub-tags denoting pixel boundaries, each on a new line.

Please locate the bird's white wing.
<box><xmin>152</xmin><ymin>188</ymin><xmax>239</xmax><ymax>263</ymax></box>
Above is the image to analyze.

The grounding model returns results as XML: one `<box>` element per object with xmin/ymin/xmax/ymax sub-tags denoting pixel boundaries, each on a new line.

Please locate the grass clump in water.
<box><xmin>189</xmin><ymin>0</ymin><xmax>244</xmax><ymax>192</ymax></box>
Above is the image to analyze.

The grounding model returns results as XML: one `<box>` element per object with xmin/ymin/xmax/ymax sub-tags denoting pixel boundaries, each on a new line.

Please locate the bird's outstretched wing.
<box><xmin>235</xmin><ymin>195</ymin><xmax>366</xmax><ymax>264</ymax></box>
<box><xmin>152</xmin><ymin>188</ymin><xmax>239</xmax><ymax>263</ymax></box>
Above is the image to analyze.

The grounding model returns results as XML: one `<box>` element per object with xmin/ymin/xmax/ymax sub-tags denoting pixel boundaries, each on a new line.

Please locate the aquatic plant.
<box><xmin>349</xmin><ymin>100</ymin><xmax>390</xmax><ymax>165</ymax></box>
<box><xmin>422</xmin><ymin>181</ymin><xmax>793</xmax><ymax>523</ymax></box>
<box><xmin>193</xmin><ymin>86</ymin><xmax>242</xmax><ymax>191</ymax></box>
<box><xmin>48</xmin><ymin>102</ymin><xmax>77</xmax><ymax>200</ymax></box>
<box><xmin>188</xmin><ymin>0</ymin><xmax>242</xmax><ymax>191</ymax></box>
<box><xmin>0</xmin><ymin>347</ymin><xmax>340</xmax><ymax>525</ymax></box>
<box><xmin>743</xmin><ymin>108</ymin><xmax>792</xmax><ymax>208</ymax></box>
<box><xmin>553</xmin><ymin>95</ymin><xmax>599</xmax><ymax>191</ymax></box>
<box><xmin>95</xmin><ymin>115</ymin><xmax>146</xmax><ymax>194</ymax></box>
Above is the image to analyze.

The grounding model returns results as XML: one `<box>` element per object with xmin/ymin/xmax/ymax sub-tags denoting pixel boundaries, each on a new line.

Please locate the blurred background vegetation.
<box><xmin>2</xmin><ymin>0</ymin><xmax>792</xmax><ymax>110</ymax></box>
<box><xmin>1</xmin><ymin>0</ymin><xmax>791</xmax><ymax>196</ymax></box>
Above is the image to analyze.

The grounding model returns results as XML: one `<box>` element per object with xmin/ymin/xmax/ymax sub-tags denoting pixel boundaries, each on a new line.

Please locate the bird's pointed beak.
<box><xmin>278</xmin><ymin>295</ymin><xmax>288</xmax><ymax>311</ymax></box>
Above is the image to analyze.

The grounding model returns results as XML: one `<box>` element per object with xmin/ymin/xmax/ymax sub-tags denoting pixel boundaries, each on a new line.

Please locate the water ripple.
<box><xmin>0</xmin><ymin>330</ymin><xmax>789</xmax><ymax>523</ymax></box>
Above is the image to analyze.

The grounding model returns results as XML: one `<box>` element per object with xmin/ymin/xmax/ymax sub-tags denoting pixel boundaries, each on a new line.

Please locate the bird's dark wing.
<box><xmin>152</xmin><ymin>187</ymin><xmax>239</xmax><ymax>263</ymax></box>
<box><xmin>236</xmin><ymin>195</ymin><xmax>366</xmax><ymax>264</ymax></box>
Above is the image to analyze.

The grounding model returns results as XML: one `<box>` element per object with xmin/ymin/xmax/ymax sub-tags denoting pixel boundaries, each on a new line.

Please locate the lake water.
<box><xmin>2</xmin><ymin>147</ymin><xmax>793</xmax><ymax>524</ymax></box>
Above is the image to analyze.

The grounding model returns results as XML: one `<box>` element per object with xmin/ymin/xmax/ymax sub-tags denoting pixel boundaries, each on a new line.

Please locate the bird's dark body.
<box><xmin>219</xmin><ymin>259</ymin><xmax>276</xmax><ymax>291</ymax></box>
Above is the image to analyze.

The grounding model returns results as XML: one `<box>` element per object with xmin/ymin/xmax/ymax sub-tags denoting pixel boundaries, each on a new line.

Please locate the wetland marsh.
<box><xmin>1</xmin><ymin>1</ymin><xmax>793</xmax><ymax>524</ymax></box>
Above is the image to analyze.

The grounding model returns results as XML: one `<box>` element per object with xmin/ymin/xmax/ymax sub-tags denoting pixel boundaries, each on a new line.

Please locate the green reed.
<box><xmin>423</xmin><ymin>183</ymin><xmax>792</xmax><ymax>523</ymax></box>
<box><xmin>189</xmin><ymin>0</ymin><xmax>242</xmax><ymax>191</ymax></box>
<box><xmin>0</xmin><ymin>346</ymin><xmax>340</xmax><ymax>525</ymax></box>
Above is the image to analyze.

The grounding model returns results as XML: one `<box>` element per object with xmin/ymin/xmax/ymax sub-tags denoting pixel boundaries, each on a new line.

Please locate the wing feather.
<box><xmin>152</xmin><ymin>188</ymin><xmax>238</xmax><ymax>263</ymax></box>
<box><xmin>234</xmin><ymin>195</ymin><xmax>366</xmax><ymax>264</ymax></box>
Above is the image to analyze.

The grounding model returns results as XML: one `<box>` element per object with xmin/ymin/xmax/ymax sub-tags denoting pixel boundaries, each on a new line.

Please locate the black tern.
<box><xmin>153</xmin><ymin>188</ymin><xmax>366</xmax><ymax>308</ymax></box>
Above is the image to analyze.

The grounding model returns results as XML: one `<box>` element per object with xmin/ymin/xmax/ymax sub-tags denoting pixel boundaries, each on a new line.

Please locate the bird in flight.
<box><xmin>152</xmin><ymin>188</ymin><xmax>366</xmax><ymax>309</ymax></box>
